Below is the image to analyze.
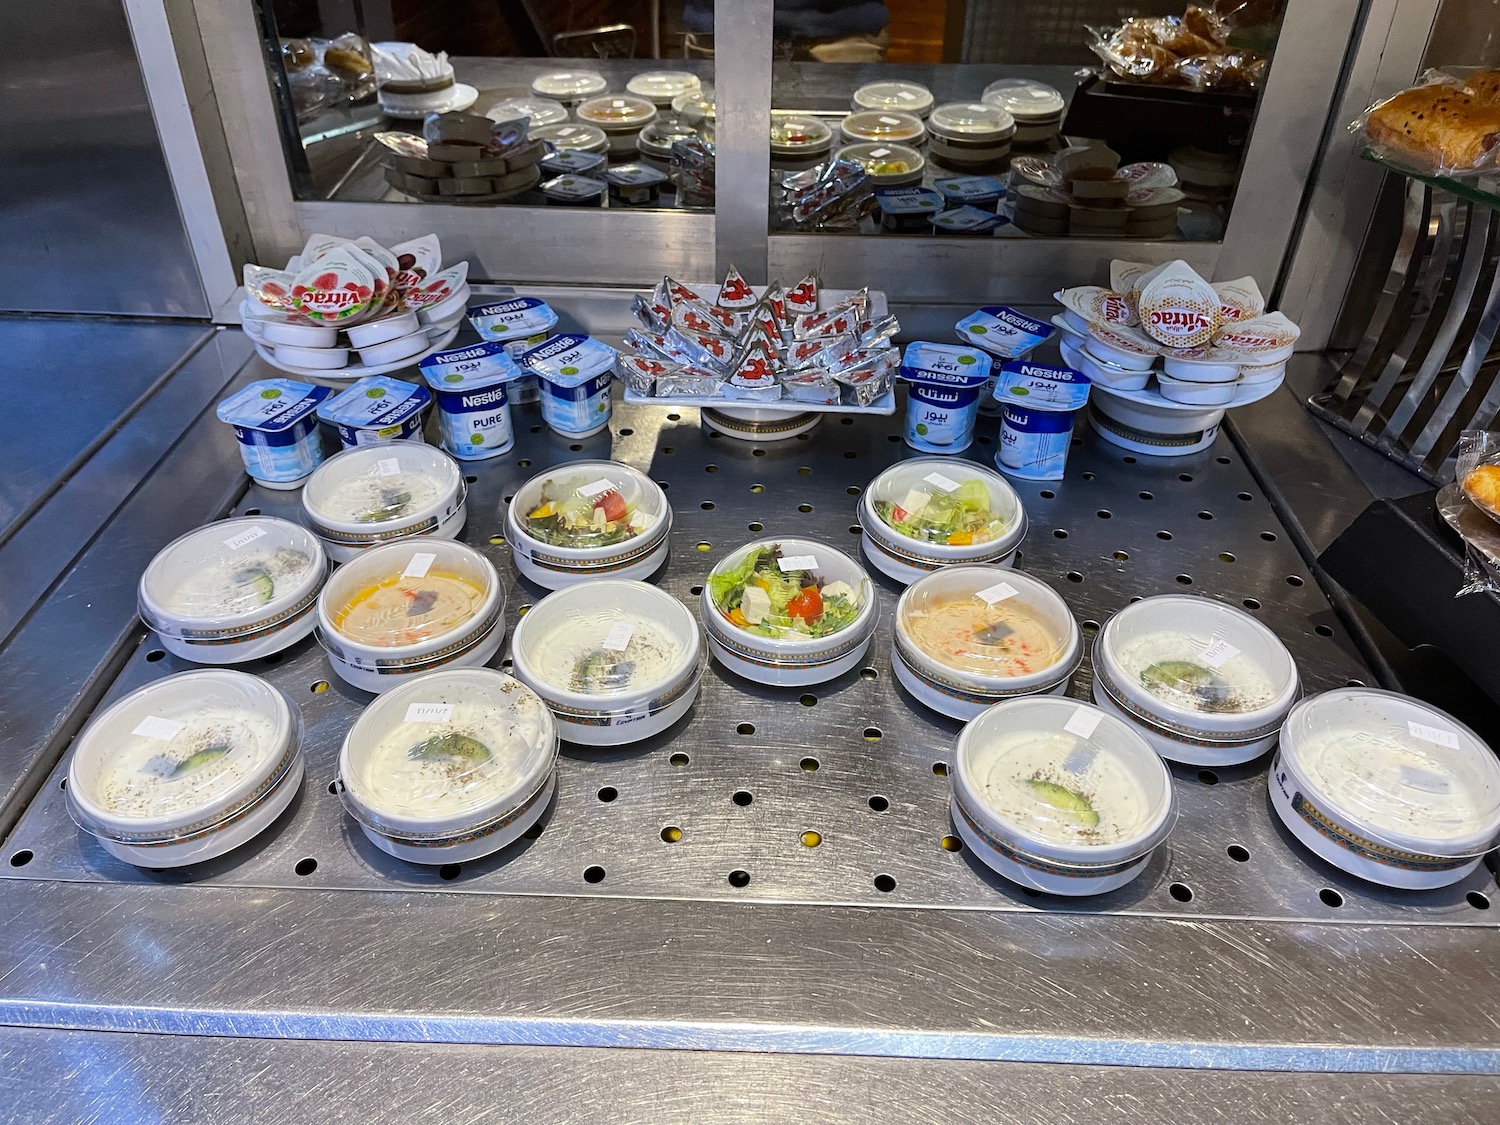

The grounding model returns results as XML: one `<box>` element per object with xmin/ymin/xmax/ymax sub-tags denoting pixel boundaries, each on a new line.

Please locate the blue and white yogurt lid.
<box><xmin>934</xmin><ymin>176</ymin><xmax>1006</xmax><ymax>203</ymax></box>
<box><xmin>468</xmin><ymin>296</ymin><xmax>559</xmax><ymax>341</ymax></box>
<box><xmin>955</xmin><ymin>305</ymin><xmax>1055</xmax><ymax>359</ymax></box>
<box><xmin>317</xmin><ymin>376</ymin><xmax>431</xmax><ymax>430</ymax></box>
<box><xmin>899</xmin><ymin>341</ymin><xmax>993</xmax><ymax>387</ymax></box>
<box><xmin>875</xmin><ymin>186</ymin><xmax>944</xmax><ymax>215</ymax></box>
<box><xmin>995</xmin><ymin>359</ymin><xmax>1091</xmax><ymax>412</ymax></box>
<box><xmin>521</xmin><ymin>333</ymin><xmax>618</xmax><ymax>388</ymax></box>
<box><xmin>216</xmin><ymin>379</ymin><xmax>329</xmax><ymax>433</ymax></box>
<box><xmin>419</xmin><ymin>340</ymin><xmax>525</xmax><ymax>391</ymax></box>
<box><xmin>931</xmin><ymin>206</ymin><xmax>1007</xmax><ymax>234</ymax></box>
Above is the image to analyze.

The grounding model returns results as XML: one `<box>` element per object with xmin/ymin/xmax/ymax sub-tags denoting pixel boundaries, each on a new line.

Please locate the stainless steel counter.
<box><xmin>1</xmin><ymin>325</ymin><xmax>1497</xmax><ymax>1121</ymax></box>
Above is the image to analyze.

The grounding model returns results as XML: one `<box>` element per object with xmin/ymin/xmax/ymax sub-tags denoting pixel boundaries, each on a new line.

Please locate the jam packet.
<box><xmin>402</xmin><ymin>262</ymin><xmax>470</xmax><ymax>317</ymax></box>
<box><xmin>289</xmin><ymin>247</ymin><xmax>377</xmax><ymax>325</ymax></box>
<box><xmin>1055</xmin><ymin>286</ymin><xmax>1138</xmax><ymax>330</ymax></box>
<box><xmin>1137</xmin><ymin>260</ymin><xmax>1220</xmax><ymax>348</ymax></box>
<box><xmin>244</xmin><ymin>264</ymin><xmax>300</xmax><ymax>315</ymax></box>
<box><xmin>1212</xmin><ymin>276</ymin><xmax>1267</xmax><ymax>323</ymax></box>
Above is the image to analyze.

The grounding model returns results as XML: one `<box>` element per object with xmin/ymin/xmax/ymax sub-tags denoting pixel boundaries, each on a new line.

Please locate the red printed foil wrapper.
<box><xmin>671</xmin><ymin>299</ymin><xmax>740</xmax><ymax>338</ymax></box>
<box><xmin>830</xmin><ymin>348</ymin><xmax>897</xmax><ymax>406</ymax></box>
<box><xmin>624</xmin><ymin>329</ymin><xmax>696</xmax><ymax>367</ymax></box>
<box><xmin>1056</xmin><ymin>285</ymin><xmax>1139</xmax><ymax>329</ymax></box>
<box><xmin>786</xmin><ymin>272</ymin><xmax>820</xmax><ymax>315</ymax></box>
<box><xmin>662</xmin><ymin>276</ymin><xmax>699</xmax><ymax>306</ymax></box>
<box><xmin>666</xmin><ymin>326</ymin><xmax>735</xmax><ymax>371</ymax></box>
<box><xmin>787</xmin><ymin>333</ymin><xmax>855</xmax><ymax>369</ymax></box>
<box><xmin>619</xmin><ymin>352</ymin><xmax>682</xmax><ymax>395</ymax></box>
<box><xmin>289</xmin><ymin>248</ymin><xmax>377</xmax><ymax>324</ymax></box>
<box><xmin>1136</xmin><ymin>260</ymin><xmax>1220</xmax><ymax>348</ymax></box>
<box><xmin>1211</xmin><ymin>276</ymin><xmax>1266</xmax><ymax>324</ymax></box>
<box><xmin>632</xmin><ymin>294</ymin><xmax>669</xmax><ymax>333</ymax></box>
<box><xmin>402</xmin><ymin>262</ymin><xmax>470</xmax><ymax>314</ymax></box>
<box><xmin>244</xmin><ymin>265</ymin><xmax>301</xmax><ymax>315</ymax></box>
<box><xmin>762</xmin><ymin>283</ymin><xmax>788</xmax><ymax>330</ymax></box>
<box><xmin>856</xmin><ymin>316</ymin><xmax>900</xmax><ymax>349</ymax></box>
<box><xmin>793</xmin><ymin>304</ymin><xmax>860</xmax><ymax>341</ymax></box>
<box><xmin>717</xmin><ymin>264</ymin><xmax>757</xmax><ymax>309</ymax></box>
<box><xmin>723</xmin><ymin>348</ymin><xmax>782</xmax><ymax>401</ymax></box>
<box><xmin>782</xmin><ymin>369</ymin><xmax>842</xmax><ymax>404</ymax></box>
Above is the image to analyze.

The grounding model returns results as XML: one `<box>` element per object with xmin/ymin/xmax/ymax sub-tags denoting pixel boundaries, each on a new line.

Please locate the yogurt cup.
<box><xmin>317</xmin><ymin>376</ymin><xmax>432</xmax><ymax>449</ymax></box>
<box><xmin>702</xmin><ymin>537</ymin><xmax>877</xmax><ymax>688</ymax></box>
<box><xmin>533</xmin><ymin>122</ymin><xmax>609</xmax><ymax>154</ymax></box>
<box><xmin>216</xmin><ymin>379</ymin><xmax>330</xmax><ymax>490</ymax></box>
<box><xmin>469</xmin><ymin>296</ymin><xmax>559</xmax><ymax>357</ymax></box>
<box><xmin>302</xmin><ymin>443</ymin><xmax>467</xmax><ymax>563</ymax></box>
<box><xmin>931</xmin><ymin>207</ymin><xmax>1007</xmax><ymax>236</ymax></box>
<box><xmin>317</xmin><ymin>539</ymin><xmax>504</xmax><ymax>693</ymax></box>
<box><xmin>510</xmin><ymin>580</ymin><xmax>702</xmax><ymax>746</ymax></box>
<box><xmin>936</xmin><ymin>176</ymin><xmax>1007</xmax><ymax>211</ymax></box>
<box><xmin>952</xmin><ymin>697</ymin><xmax>1177</xmax><ymax>895</ymax></box>
<box><xmin>1270</xmin><ymin>689</ymin><xmax>1500</xmax><ymax>889</ymax></box>
<box><xmin>487</xmin><ymin>96</ymin><xmax>568</xmax><ymax>128</ymax></box>
<box><xmin>65</xmin><ymin>670</ymin><xmax>304</xmax><ymax>868</ymax></box>
<box><xmin>853</xmin><ymin>80</ymin><xmax>934</xmax><ymax>118</ymax></box>
<box><xmin>139</xmin><ymin>517</ymin><xmax>327</xmax><ymax>664</ymax></box>
<box><xmin>876</xmin><ymin>186</ymin><xmax>945</xmax><ymax>233</ymax></box>
<box><xmin>338</xmin><ymin>668</ymin><xmax>556</xmax><ymax>863</ymax></box>
<box><xmin>899</xmin><ymin>341</ymin><xmax>993</xmax><ymax>454</ymax></box>
<box><xmin>859</xmin><ymin>458</ymin><xmax>1027</xmax><ymax>584</ymax></box>
<box><xmin>539</xmin><ymin>148</ymin><xmax>608</xmax><ymax>178</ymax></box>
<box><xmin>998</xmin><ymin>402</ymin><xmax>1076</xmax><ymax>481</ymax></box>
<box><xmin>520</xmin><ymin>333</ymin><xmax>616</xmax><ymax>438</ymax></box>
<box><xmin>840</xmin><ymin>110</ymin><xmax>927</xmax><ymax>147</ymax></box>
<box><xmin>894</xmin><ymin>565</ymin><xmax>1082</xmax><ymax>721</ymax></box>
<box><xmin>626</xmin><ymin>70</ymin><xmax>701</xmax><ymax>108</ymax></box>
<box><xmin>956</xmin><ymin>305</ymin><xmax>1054</xmax><ymax>361</ymax></box>
<box><xmin>576</xmin><ymin>94</ymin><xmax>659</xmax><ymax>156</ymax></box>
<box><xmin>927</xmin><ymin>102</ymin><xmax>1015</xmax><ymax>169</ymax></box>
<box><xmin>530</xmin><ymin>70</ymin><xmax>608</xmax><ymax>108</ymax></box>
<box><xmin>419</xmin><ymin>342</ymin><xmax>520</xmax><ymax>461</ymax></box>
<box><xmin>1092</xmin><ymin>594</ymin><xmax>1299</xmax><ymax>766</ymax></box>
<box><xmin>603</xmin><ymin>162</ymin><xmax>669</xmax><ymax>205</ymax></box>
<box><xmin>346</xmin><ymin>310</ymin><xmax>420</xmax><ymax>349</ymax></box>
<box><xmin>505</xmin><ymin>460</ymin><xmax>671</xmax><ymax>589</ymax></box>
<box><xmin>1156</xmin><ymin>372</ymin><xmax>1241</xmax><ymax>406</ymax></box>
<box><xmin>541</xmin><ymin>174</ymin><xmax>606</xmax><ymax>207</ymax></box>
<box><xmin>837</xmin><ymin>142</ymin><xmax>925</xmax><ymax>186</ymax></box>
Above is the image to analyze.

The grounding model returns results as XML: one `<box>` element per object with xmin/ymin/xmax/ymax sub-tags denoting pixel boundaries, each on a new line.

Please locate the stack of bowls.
<box><xmin>338</xmin><ymin>669</ymin><xmax>558</xmax><ymax>863</ymax></box>
<box><xmin>951</xmin><ymin>697</ymin><xmax>1177</xmax><ymax>895</ymax></box>
<box><xmin>65</xmin><ymin>670</ymin><xmax>305</xmax><ymax>867</ymax></box>
<box><xmin>302</xmin><ymin>444</ymin><xmax>467</xmax><ymax>564</ymax></box>
<box><xmin>1092</xmin><ymin>594</ymin><xmax>1299</xmax><ymax>766</ymax></box>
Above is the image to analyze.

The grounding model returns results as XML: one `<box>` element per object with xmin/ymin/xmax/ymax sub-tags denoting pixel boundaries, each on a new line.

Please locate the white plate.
<box><xmin>1096</xmin><ymin>373</ymin><xmax>1283</xmax><ymax>413</ymax></box>
<box><xmin>250</xmin><ymin>323</ymin><xmax>461</xmax><ymax>381</ymax></box>
<box><xmin>380</xmin><ymin>83</ymin><xmax>479</xmax><ymax>120</ymax></box>
<box><xmin>623</xmin><ymin>388</ymin><xmax>896</xmax><ymax>415</ymax></box>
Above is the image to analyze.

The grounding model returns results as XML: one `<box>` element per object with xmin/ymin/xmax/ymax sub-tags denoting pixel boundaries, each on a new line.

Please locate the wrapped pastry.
<box><xmin>1362</xmin><ymin>79</ymin><xmax>1500</xmax><ymax>174</ymax></box>
<box><xmin>1459</xmin><ymin>430</ymin><xmax>1500</xmax><ymax>524</ymax></box>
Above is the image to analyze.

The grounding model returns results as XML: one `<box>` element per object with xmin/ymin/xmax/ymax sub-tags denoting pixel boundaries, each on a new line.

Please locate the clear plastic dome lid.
<box><xmin>514</xmin><ymin>461</ymin><xmax>664</xmax><ymax>551</ymax></box>
<box><xmin>1280</xmin><ymin>689</ymin><xmax>1500</xmax><ymax>856</ymax></box>
<box><xmin>841</xmin><ymin>110</ymin><xmax>926</xmax><ymax>144</ymax></box>
<box><xmin>1098</xmin><ymin>595</ymin><xmax>1297</xmax><ymax>725</ymax></box>
<box><xmin>706</xmin><ymin>538</ymin><xmax>870</xmax><ymax>644</ymax></box>
<box><xmin>671</xmin><ymin>91</ymin><xmax>715</xmax><ymax>122</ymax></box>
<box><xmin>897</xmin><ymin>566</ymin><xmax>1076</xmax><ymax>683</ymax></box>
<box><xmin>637</xmin><ymin>116</ymin><xmax>700</xmax><ymax>157</ymax></box>
<box><xmin>487</xmin><ymin>96</ymin><xmax>567</xmax><ymax>127</ymax></box>
<box><xmin>838</xmin><ymin>142</ymin><xmax>924</xmax><ymax>177</ymax></box>
<box><xmin>957</xmin><ymin>696</ymin><xmax>1175</xmax><ymax>860</ymax></box>
<box><xmin>577</xmin><ymin>94</ymin><xmax>657</xmax><ymax>127</ymax></box>
<box><xmin>530</xmin><ymin>71</ymin><xmax>607</xmax><ymax>99</ymax></box>
<box><xmin>324</xmin><ymin>541</ymin><xmax>495</xmax><ymax>650</ymax></box>
<box><xmin>67</xmin><ymin>670</ymin><xmax>298</xmax><ymax>836</ymax></box>
<box><xmin>929</xmin><ymin>101</ymin><xmax>1015</xmax><ymax>140</ymax></box>
<box><xmin>853</xmin><ymin>80</ymin><xmax>934</xmax><ymax>116</ymax></box>
<box><xmin>627</xmin><ymin>70</ymin><xmax>701</xmax><ymax>101</ymax></box>
<box><xmin>534</xmin><ymin>123</ymin><xmax>608</xmax><ymax>152</ymax></box>
<box><xmin>139</xmin><ymin>517</ymin><xmax>324</xmax><ymax>637</ymax></box>
<box><xmin>303</xmin><ymin>443</ymin><xmax>462</xmax><ymax>531</ymax></box>
<box><xmin>341</xmin><ymin>669</ymin><xmax>556</xmax><ymax>833</ymax></box>
<box><xmin>866</xmin><ymin>459</ymin><xmax>1023</xmax><ymax>551</ymax></box>
<box><xmin>981</xmin><ymin>79</ymin><xmax>1065</xmax><ymax>121</ymax></box>
<box><xmin>514</xmin><ymin>581</ymin><xmax>698</xmax><ymax>701</ymax></box>
<box><xmin>769</xmin><ymin>115</ymin><xmax>833</xmax><ymax>153</ymax></box>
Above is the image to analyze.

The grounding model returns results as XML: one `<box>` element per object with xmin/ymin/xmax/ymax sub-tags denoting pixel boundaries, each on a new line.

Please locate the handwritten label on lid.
<box><xmin>133</xmin><ymin>715</ymin><xmax>185</xmax><ymax>741</ymax></box>
<box><xmin>403</xmin><ymin>552</ymin><xmax>436</xmax><ymax>579</ymax></box>
<box><xmin>223</xmin><ymin>526</ymin><xmax>267</xmax><ymax>551</ymax></box>
<box><xmin>1408</xmin><ymin>721</ymin><xmax>1461</xmax><ymax>750</ymax></box>
<box><xmin>377</xmin><ymin>457</ymin><xmax>401</xmax><ymax>477</ymax></box>
<box><xmin>778</xmin><ymin>554</ymin><xmax>818</xmax><ymax>572</ymax></box>
<box><xmin>1400</xmin><ymin>764</ymin><xmax>1453</xmax><ymax>793</ymax></box>
<box><xmin>923</xmin><ymin>471</ymin><xmax>961</xmax><ymax>493</ymax></box>
<box><xmin>602</xmin><ymin>621</ymin><xmax>634</xmax><ymax>651</ymax></box>
<box><xmin>1063</xmin><ymin>707</ymin><xmax>1103</xmax><ymax>740</ymax></box>
<box><xmin>577</xmin><ymin>478</ymin><xmax>617</xmax><ymax>499</ymax></box>
<box><xmin>404</xmin><ymin>703</ymin><xmax>453</xmax><ymax>724</ymax></box>
<box><xmin>975</xmin><ymin>581</ymin><xmax>1019</xmax><ymax>605</ymax></box>
<box><xmin>1198</xmin><ymin>638</ymin><xmax>1240</xmax><ymax>668</ymax></box>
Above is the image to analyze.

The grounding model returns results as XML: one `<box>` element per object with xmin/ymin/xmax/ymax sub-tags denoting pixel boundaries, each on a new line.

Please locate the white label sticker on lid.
<box><xmin>403</xmin><ymin>552</ymin><xmax>436</xmax><ymax>579</ymax></box>
<box><xmin>778</xmin><ymin>554</ymin><xmax>818</xmax><ymax>572</ymax></box>
<box><xmin>404</xmin><ymin>703</ymin><xmax>453</xmax><ymax>724</ymax></box>
<box><xmin>1063</xmin><ymin>707</ymin><xmax>1103</xmax><ymax>740</ymax></box>
<box><xmin>1400</xmin><ymin>764</ymin><xmax>1453</xmax><ymax>793</ymax></box>
<box><xmin>923</xmin><ymin>471</ymin><xmax>961</xmax><ymax>494</ymax></box>
<box><xmin>1409</xmin><ymin>721</ymin><xmax>1461</xmax><ymax>750</ymax></box>
<box><xmin>975</xmin><ymin>581</ymin><xmax>1018</xmax><ymax>605</ymax></box>
<box><xmin>878</xmin><ymin>115</ymin><xmax>901</xmax><ymax>125</ymax></box>
<box><xmin>602</xmin><ymin>621</ymin><xmax>634</xmax><ymax>651</ymax></box>
<box><xmin>1198</xmin><ymin>638</ymin><xmax>1240</xmax><ymax>668</ymax></box>
<box><xmin>559</xmin><ymin>127</ymin><xmax>578</xmax><ymax>137</ymax></box>
<box><xmin>895</xmin><ymin>90</ymin><xmax>917</xmax><ymax>101</ymax></box>
<box><xmin>133</xmin><ymin>715</ymin><xmax>184</xmax><ymax>741</ymax></box>
<box><xmin>577</xmin><ymin>478</ymin><xmax>617</xmax><ymax>499</ymax></box>
<box><xmin>377</xmin><ymin>457</ymin><xmax>401</xmax><ymax>477</ymax></box>
<box><xmin>870</xmin><ymin>147</ymin><xmax>892</xmax><ymax>158</ymax></box>
<box><xmin>223</xmin><ymin>526</ymin><xmax>267</xmax><ymax>551</ymax></box>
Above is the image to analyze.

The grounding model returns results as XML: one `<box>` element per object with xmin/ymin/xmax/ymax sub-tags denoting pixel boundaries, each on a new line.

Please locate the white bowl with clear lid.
<box><xmin>530</xmin><ymin>70</ymin><xmax>607</xmax><ymax>107</ymax></box>
<box><xmin>1270</xmin><ymin>689</ymin><xmax>1500</xmax><ymax>888</ymax></box>
<box><xmin>505</xmin><ymin>460</ymin><xmax>671</xmax><ymax>590</ymax></box>
<box><xmin>65</xmin><ymin>670</ymin><xmax>304</xmax><ymax>868</ymax></box>
<box><xmin>510</xmin><ymin>580</ymin><xmax>702</xmax><ymax>746</ymax></box>
<box><xmin>894</xmin><ymin>565</ymin><xmax>1081</xmax><ymax>721</ymax></box>
<box><xmin>840</xmin><ymin>110</ymin><xmax>927</xmax><ymax>147</ymax></box>
<box><xmin>302</xmin><ymin>443</ymin><xmax>467</xmax><ymax>564</ymax></box>
<box><xmin>627</xmin><ymin>70</ymin><xmax>702</xmax><ymax>108</ymax></box>
<box><xmin>139</xmin><ymin>517</ymin><xmax>327</xmax><ymax>664</ymax></box>
<box><xmin>770</xmin><ymin>115</ymin><xmax>834</xmax><ymax>167</ymax></box>
<box><xmin>338</xmin><ymin>668</ymin><xmax>557</xmax><ymax>863</ymax></box>
<box><xmin>702</xmin><ymin>537</ymin><xmax>877</xmax><ymax>687</ymax></box>
<box><xmin>316</xmin><ymin>539</ymin><xmax>504</xmax><ymax>694</ymax></box>
<box><xmin>576</xmin><ymin>95</ymin><xmax>659</xmax><ymax>155</ymax></box>
<box><xmin>981</xmin><ymin>79</ymin><xmax>1065</xmax><ymax>142</ymax></box>
<box><xmin>853</xmin><ymin>80</ymin><xmax>935</xmax><ymax>118</ymax></box>
<box><xmin>858</xmin><ymin>458</ymin><xmax>1027</xmax><ymax>584</ymax></box>
<box><xmin>487</xmin><ymin>96</ymin><xmax>568</xmax><ymax>128</ymax></box>
<box><xmin>952</xmin><ymin>697</ymin><xmax>1176</xmax><ymax>895</ymax></box>
<box><xmin>927</xmin><ymin>102</ymin><xmax>1015</xmax><ymax>168</ymax></box>
<box><xmin>1092</xmin><ymin>594</ymin><xmax>1299</xmax><ymax>766</ymax></box>
<box><xmin>837</xmin><ymin>142</ymin><xmax>926</xmax><ymax>187</ymax></box>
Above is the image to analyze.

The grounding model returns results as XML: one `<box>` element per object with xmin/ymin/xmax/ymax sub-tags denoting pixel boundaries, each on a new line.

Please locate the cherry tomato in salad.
<box><xmin>594</xmin><ymin>489</ymin><xmax>627</xmax><ymax>523</ymax></box>
<box><xmin>786</xmin><ymin>586</ymin><xmax>823</xmax><ymax>623</ymax></box>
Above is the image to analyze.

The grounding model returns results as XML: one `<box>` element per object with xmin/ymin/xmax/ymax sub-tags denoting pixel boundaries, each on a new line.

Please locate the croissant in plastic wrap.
<box><xmin>1355</xmin><ymin>69</ymin><xmax>1500</xmax><ymax>177</ymax></box>
<box><xmin>1088</xmin><ymin>5</ymin><xmax>1267</xmax><ymax>92</ymax></box>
